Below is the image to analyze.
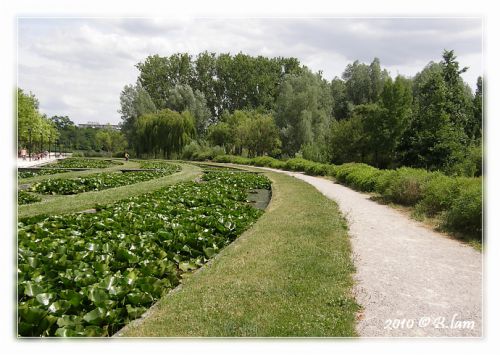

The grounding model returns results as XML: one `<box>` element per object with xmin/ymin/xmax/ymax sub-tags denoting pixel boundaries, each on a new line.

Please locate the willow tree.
<box><xmin>135</xmin><ymin>109</ymin><xmax>195</xmax><ymax>158</ymax></box>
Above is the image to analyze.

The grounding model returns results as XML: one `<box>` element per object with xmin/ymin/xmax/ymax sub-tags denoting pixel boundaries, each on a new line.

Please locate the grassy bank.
<box><xmin>120</xmin><ymin>170</ymin><xmax>358</xmax><ymax>337</ymax></box>
<box><xmin>213</xmin><ymin>155</ymin><xmax>483</xmax><ymax>243</ymax></box>
<box><xmin>18</xmin><ymin>163</ymin><xmax>202</xmax><ymax>218</ymax></box>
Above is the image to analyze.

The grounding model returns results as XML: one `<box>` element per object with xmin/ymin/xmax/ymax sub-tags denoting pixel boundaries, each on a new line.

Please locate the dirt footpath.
<box><xmin>259</xmin><ymin>167</ymin><xmax>482</xmax><ymax>337</ymax></box>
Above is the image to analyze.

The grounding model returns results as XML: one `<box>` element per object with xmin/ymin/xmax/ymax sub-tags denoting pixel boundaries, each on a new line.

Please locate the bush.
<box><xmin>334</xmin><ymin>163</ymin><xmax>383</xmax><ymax>192</ymax></box>
<box><xmin>284</xmin><ymin>158</ymin><xmax>315</xmax><ymax>172</ymax></box>
<box><xmin>415</xmin><ymin>174</ymin><xmax>459</xmax><ymax>216</ymax></box>
<box><xmin>72</xmin><ymin>150</ymin><xmax>113</xmax><ymax>158</ymax></box>
<box><xmin>443</xmin><ymin>179</ymin><xmax>482</xmax><ymax>239</ymax></box>
<box><xmin>375</xmin><ymin>167</ymin><xmax>434</xmax><ymax>205</ymax></box>
<box><xmin>213</xmin><ymin>155</ymin><xmax>251</xmax><ymax>165</ymax></box>
<box><xmin>304</xmin><ymin>162</ymin><xmax>331</xmax><ymax>176</ymax></box>
<box><xmin>182</xmin><ymin>141</ymin><xmax>225</xmax><ymax>161</ymax></box>
<box><xmin>251</xmin><ymin>156</ymin><xmax>284</xmax><ymax>168</ymax></box>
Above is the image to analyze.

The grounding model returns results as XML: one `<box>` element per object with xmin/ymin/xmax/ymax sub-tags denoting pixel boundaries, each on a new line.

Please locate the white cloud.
<box><xmin>18</xmin><ymin>18</ymin><xmax>483</xmax><ymax>125</ymax></box>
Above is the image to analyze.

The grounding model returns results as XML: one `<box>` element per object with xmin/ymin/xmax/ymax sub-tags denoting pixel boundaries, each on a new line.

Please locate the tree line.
<box><xmin>17</xmin><ymin>92</ymin><xmax>128</xmax><ymax>156</ymax></box>
<box><xmin>120</xmin><ymin>50</ymin><xmax>482</xmax><ymax>176</ymax></box>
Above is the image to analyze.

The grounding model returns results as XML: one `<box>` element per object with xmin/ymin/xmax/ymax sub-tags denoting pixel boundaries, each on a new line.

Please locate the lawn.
<box><xmin>119</xmin><ymin>167</ymin><xmax>358</xmax><ymax>337</ymax></box>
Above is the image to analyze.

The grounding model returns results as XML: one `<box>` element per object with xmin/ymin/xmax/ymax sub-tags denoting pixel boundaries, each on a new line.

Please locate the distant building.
<box><xmin>78</xmin><ymin>121</ymin><xmax>121</xmax><ymax>130</ymax></box>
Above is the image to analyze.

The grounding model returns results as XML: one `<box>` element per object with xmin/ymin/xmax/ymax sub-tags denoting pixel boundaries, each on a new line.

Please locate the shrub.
<box><xmin>415</xmin><ymin>174</ymin><xmax>460</xmax><ymax>216</ymax></box>
<box><xmin>182</xmin><ymin>141</ymin><xmax>225</xmax><ymax>161</ymax></box>
<box><xmin>334</xmin><ymin>163</ymin><xmax>383</xmax><ymax>192</ymax></box>
<box><xmin>251</xmin><ymin>156</ymin><xmax>284</xmax><ymax>168</ymax></box>
<box><xmin>213</xmin><ymin>155</ymin><xmax>234</xmax><ymax>163</ymax></box>
<box><xmin>375</xmin><ymin>167</ymin><xmax>434</xmax><ymax>205</ymax></box>
<box><xmin>304</xmin><ymin>162</ymin><xmax>331</xmax><ymax>176</ymax></box>
<box><xmin>443</xmin><ymin>179</ymin><xmax>482</xmax><ymax>239</ymax></box>
<box><xmin>284</xmin><ymin>158</ymin><xmax>315</xmax><ymax>172</ymax></box>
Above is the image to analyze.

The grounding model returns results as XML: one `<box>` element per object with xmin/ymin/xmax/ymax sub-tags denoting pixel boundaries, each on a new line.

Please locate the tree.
<box><xmin>398</xmin><ymin>62</ymin><xmax>467</xmax><ymax>171</ymax></box>
<box><xmin>95</xmin><ymin>130</ymin><xmax>113</xmax><ymax>152</ymax></box>
<box><xmin>469</xmin><ymin>76</ymin><xmax>483</xmax><ymax>140</ymax></box>
<box><xmin>119</xmin><ymin>82</ymin><xmax>156</xmax><ymax>154</ymax></box>
<box><xmin>18</xmin><ymin>88</ymin><xmax>59</xmax><ymax>152</ymax></box>
<box><xmin>244</xmin><ymin>113</ymin><xmax>281</xmax><ymax>157</ymax></box>
<box><xmin>328</xmin><ymin>115</ymin><xmax>367</xmax><ymax>164</ymax></box>
<box><xmin>165</xmin><ymin>84</ymin><xmax>211</xmax><ymax>136</ymax></box>
<box><xmin>207</xmin><ymin>122</ymin><xmax>233</xmax><ymax>152</ymax></box>
<box><xmin>331</xmin><ymin>77</ymin><xmax>350</xmax><ymax>119</ymax></box>
<box><xmin>439</xmin><ymin>50</ymin><xmax>474</xmax><ymax>136</ymax></box>
<box><xmin>275</xmin><ymin>69</ymin><xmax>333</xmax><ymax>157</ymax></box>
<box><xmin>134</xmin><ymin>109</ymin><xmax>195</xmax><ymax>158</ymax></box>
<box><xmin>358</xmin><ymin>76</ymin><xmax>413</xmax><ymax>168</ymax></box>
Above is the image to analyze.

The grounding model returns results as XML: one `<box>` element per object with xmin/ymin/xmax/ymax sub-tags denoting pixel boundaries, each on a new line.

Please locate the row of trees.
<box><xmin>119</xmin><ymin>50</ymin><xmax>482</xmax><ymax>176</ymax></box>
<box><xmin>17</xmin><ymin>92</ymin><xmax>129</xmax><ymax>156</ymax></box>
<box><xmin>50</xmin><ymin>115</ymin><xmax>127</xmax><ymax>153</ymax></box>
<box><xmin>18</xmin><ymin>88</ymin><xmax>59</xmax><ymax>153</ymax></box>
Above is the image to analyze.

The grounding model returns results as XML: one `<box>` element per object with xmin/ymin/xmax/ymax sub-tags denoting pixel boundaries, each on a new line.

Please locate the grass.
<box><xmin>119</xmin><ymin>168</ymin><xmax>358</xmax><ymax>337</ymax></box>
<box><xmin>18</xmin><ymin>163</ymin><xmax>202</xmax><ymax>218</ymax></box>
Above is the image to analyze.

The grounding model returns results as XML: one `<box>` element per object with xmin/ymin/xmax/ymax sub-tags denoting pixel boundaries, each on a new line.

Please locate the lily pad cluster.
<box><xmin>18</xmin><ymin>190</ymin><xmax>42</xmax><ymax>205</ymax></box>
<box><xmin>30</xmin><ymin>165</ymin><xmax>180</xmax><ymax>195</ymax></box>
<box><xmin>18</xmin><ymin>171</ymin><xmax>271</xmax><ymax>337</ymax></box>
<box><xmin>49</xmin><ymin>158</ymin><xmax>123</xmax><ymax>169</ymax></box>
<box><xmin>18</xmin><ymin>169</ymin><xmax>70</xmax><ymax>179</ymax></box>
<box><xmin>202</xmin><ymin>171</ymin><xmax>272</xmax><ymax>190</ymax></box>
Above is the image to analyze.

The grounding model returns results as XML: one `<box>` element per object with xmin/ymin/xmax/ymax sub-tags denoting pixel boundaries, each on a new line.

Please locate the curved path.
<box><xmin>254</xmin><ymin>167</ymin><xmax>482</xmax><ymax>337</ymax></box>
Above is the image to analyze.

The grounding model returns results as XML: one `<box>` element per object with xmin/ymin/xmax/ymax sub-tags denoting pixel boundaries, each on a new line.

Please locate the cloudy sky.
<box><xmin>18</xmin><ymin>18</ymin><xmax>482</xmax><ymax>125</ymax></box>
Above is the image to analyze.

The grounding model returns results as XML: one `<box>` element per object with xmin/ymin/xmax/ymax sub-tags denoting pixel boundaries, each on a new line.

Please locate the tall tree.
<box><xmin>119</xmin><ymin>82</ymin><xmax>156</xmax><ymax>154</ymax></box>
<box><xmin>165</xmin><ymin>84</ymin><xmax>211</xmax><ymax>136</ymax></box>
<box><xmin>275</xmin><ymin>70</ymin><xmax>333</xmax><ymax>157</ymax></box>
<box><xmin>399</xmin><ymin>58</ymin><xmax>468</xmax><ymax>172</ymax></box>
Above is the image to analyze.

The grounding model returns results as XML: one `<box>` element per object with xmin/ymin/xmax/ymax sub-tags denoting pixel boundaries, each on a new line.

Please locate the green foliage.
<box><xmin>135</xmin><ymin>109</ymin><xmax>195</xmax><ymax>158</ymax></box>
<box><xmin>275</xmin><ymin>69</ymin><xmax>333</xmax><ymax>157</ymax></box>
<box><xmin>136</xmin><ymin>52</ymin><xmax>302</xmax><ymax>119</ymax></box>
<box><xmin>18</xmin><ymin>88</ymin><xmax>59</xmax><ymax>151</ymax></box>
<box><xmin>251</xmin><ymin>156</ymin><xmax>285</xmax><ymax>169</ymax></box>
<box><xmin>444</xmin><ymin>179</ymin><xmax>482</xmax><ymax>238</ymax></box>
<box><xmin>18</xmin><ymin>169</ymin><xmax>69</xmax><ymax>179</ymax></box>
<box><xmin>415</xmin><ymin>174</ymin><xmax>460</xmax><ymax>216</ymax></box>
<box><xmin>334</xmin><ymin>163</ymin><xmax>383</xmax><ymax>192</ymax></box>
<box><xmin>164</xmin><ymin>84</ymin><xmax>211</xmax><ymax>136</ymax></box>
<box><xmin>328</xmin><ymin>115</ymin><xmax>367</xmax><ymax>164</ymax></box>
<box><xmin>213</xmin><ymin>155</ymin><xmax>252</xmax><ymax>165</ymax></box>
<box><xmin>375</xmin><ymin>167</ymin><xmax>436</xmax><ymax>205</ymax></box>
<box><xmin>95</xmin><ymin>130</ymin><xmax>127</xmax><ymax>153</ymax></box>
<box><xmin>202</xmin><ymin>171</ymin><xmax>271</xmax><ymax>190</ymax></box>
<box><xmin>213</xmin><ymin>154</ymin><xmax>482</xmax><ymax>239</ymax></box>
<box><xmin>208</xmin><ymin>110</ymin><xmax>280</xmax><ymax>157</ymax></box>
<box><xmin>49</xmin><ymin>158</ymin><xmax>122</xmax><ymax>169</ymax></box>
<box><xmin>18</xmin><ymin>191</ymin><xmax>41</xmax><ymax>205</ymax></box>
<box><xmin>31</xmin><ymin>165</ymin><xmax>180</xmax><ymax>195</ymax></box>
<box><xmin>181</xmin><ymin>141</ymin><xmax>225</xmax><ymax>161</ymax></box>
<box><xmin>18</xmin><ymin>171</ymin><xmax>271</xmax><ymax>337</ymax></box>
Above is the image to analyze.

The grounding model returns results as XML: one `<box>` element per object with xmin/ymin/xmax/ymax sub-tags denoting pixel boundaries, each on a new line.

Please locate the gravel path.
<box><xmin>259</xmin><ymin>167</ymin><xmax>482</xmax><ymax>337</ymax></box>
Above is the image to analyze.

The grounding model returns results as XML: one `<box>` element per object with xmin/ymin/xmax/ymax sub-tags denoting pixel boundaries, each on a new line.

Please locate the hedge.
<box><xmin>209</xmin><ymin>155</ymin><xmax>482</xmax><ymax>240</ymax></box>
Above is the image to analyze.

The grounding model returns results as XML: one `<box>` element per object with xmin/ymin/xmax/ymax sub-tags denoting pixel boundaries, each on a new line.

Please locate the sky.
<box><xmin>18</xmin><ymin>17</ymin><xmax>483</xmax><ymax>125</ymax></box>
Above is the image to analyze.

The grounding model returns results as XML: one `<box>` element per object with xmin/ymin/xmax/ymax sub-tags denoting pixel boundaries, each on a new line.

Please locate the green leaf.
<box><xmin>203</xmin><ymin>247</ymin><xmax>216</xmax><ymax>258</ymax></box>
<box><xmin>48</xmin><ymin>300</ymin><xmax>71</xmax><ymax>315</ymax></box>
<box><xmin>82</xmin><ymin>308</ymin><xmax>107</xmax><ymax>325</ymax></box>
<box><xmin>23</xmin><ymin>281</ymin><xmax>44</xmax><ymax>297</ymax></box>
<box><xmin>57</xmin><ymin>315</ymin><xmax>83</xmax><ymax>328</ymax></box>
<box><xmin>126</xmin><ymin>304</ymin><xmax>146</xmax><ymax>320</ymax></box>
<box><xmin>35</xmin><ymin>293</ymin><xmax>54</xmax><ymax>306</ymax></box>
<box><xmin>87</xmin><ymin>287</ymin><xmax>109</xmax><ymax>305</ymax></box>
<box><xmin>127</xmin><ymin>292</ymin><xmax>153</xmax><ymax>306</ymax></box>
<box><xmin>55</xmin><ymin>327</ymin><xmax>79</xmax><ymax>337</ymax></box>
